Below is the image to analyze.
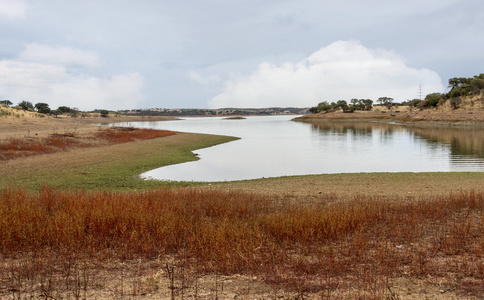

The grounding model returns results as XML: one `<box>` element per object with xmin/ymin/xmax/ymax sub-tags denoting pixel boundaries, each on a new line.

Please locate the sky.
<box><xmin>0</xmin><ymin>0</ymin><xmax>483</xmax><ymax>111</ymax></box>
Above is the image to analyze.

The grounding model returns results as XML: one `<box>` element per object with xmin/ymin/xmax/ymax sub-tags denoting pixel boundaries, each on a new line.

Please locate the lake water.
<box><xmin>112</xmin><ymin>115</ymin><xmax>484</xmax><ymax>182</ymax></box>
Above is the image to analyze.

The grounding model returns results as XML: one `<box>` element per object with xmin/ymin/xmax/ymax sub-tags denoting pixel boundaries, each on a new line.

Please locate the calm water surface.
<box><xmin>112</xmin><ymin>115</ymin><xmax>484</xmax><ymax>182</ymax></box>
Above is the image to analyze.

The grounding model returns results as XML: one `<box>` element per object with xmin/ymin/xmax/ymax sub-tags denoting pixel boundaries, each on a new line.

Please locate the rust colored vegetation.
<box><xmin>0</xmin><ymin>127</ymin><xmax>176</xmax><ymax>161</ymax></box>
<box><xmin>0</xmin><ymin>187</ymin><xmax>483</xmax><ymax>298</ymax></box>
<box><xmin>94</xmin><ymin>127</ymin><xmax>176</xmax><ymax>143</ymax></box>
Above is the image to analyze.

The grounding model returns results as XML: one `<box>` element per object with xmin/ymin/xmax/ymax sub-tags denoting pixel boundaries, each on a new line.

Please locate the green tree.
<box><xmin>57</xmin><ymin>106</ymin><xmax>72</xmax><ymax>114</ymax></box>
<box><xmin>361</xmin><ymin>99</ymin><xmax>373</xmax><ymax>111</ymax></box>
<box><xmin>0</xmin><ymin>100</ymin><xmax>13</xmax><ymax>106</ymax></box>
<box><xmin>34</xmin><ymin>102</ymin><xmax>51</xmax><ymax>114</ymax></box>
<box><xmin>100</xmin><ymin>109</ymin><xmax>109</xmax><ymax>117</ymax></box>
<box><xmin>377</xmin><ymin>97</ymin><xmax>394</xmax><ymax>109</ymax></box>
<box><xmin>309</xmin><ymin>101</ymin><xmax>333</xmax><ymax>113</ymax></box>
<box><xmin>69</xmin><ymin>107</ymin><xmax>80</xmax><ymax>118</ymax></box>
<box><xmin>402</xmin><ymin>99</ymin><xmax>422</xmax><ymax>107</ymax></box>
<box><xmin>448</xmin><ymin>77</ymin><xmax>471</xmax><ymax>89</ymax></box>
<box><xmin>336</xmin><ymin>100</ymin><xmax>355</xmax><ymax>113</ymax></box>
<box><xmin>18</xmin><ymin>101</ymin><xmax>34</xmax><ymax>111</ymax></box>
<box><xmin>51</xmin><ymin>109</ymin><xmax>61</xmax><ymax>118</ymax></box>
<box><xmin>418</xmin><ymin>93</ymin><xmax>445</xmax><ymax>108</ymax></box>
<box><xmin>447</xmin><ymin>74</ymin><xmax>484</xmax><ymax>98</ymax></box>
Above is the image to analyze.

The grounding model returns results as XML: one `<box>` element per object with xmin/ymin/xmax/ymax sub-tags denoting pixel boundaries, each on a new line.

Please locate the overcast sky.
<box><xmin>0</xmin><ymin>0</ymin><xmax>483</xmax><ymax>110</ymax></box>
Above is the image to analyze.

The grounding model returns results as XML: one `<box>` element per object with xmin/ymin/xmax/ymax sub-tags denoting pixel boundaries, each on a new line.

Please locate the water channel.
<box><xmin>111</xmin><ymin>115</ymin><xmax>484</xmax><ymax>182</ymax></box>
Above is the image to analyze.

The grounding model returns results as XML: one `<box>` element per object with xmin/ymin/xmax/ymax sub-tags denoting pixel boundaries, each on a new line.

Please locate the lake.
<box><xmin>111</xmin><ymin>115</ymin><xmax>484</xmax><ymax>182</ymax></box>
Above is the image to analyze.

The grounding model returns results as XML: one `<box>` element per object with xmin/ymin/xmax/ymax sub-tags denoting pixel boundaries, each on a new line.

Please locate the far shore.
<box><xmin>294</xmin><ymin>102</ymin><xmax>484</xmax><ymax>127</ymax></box>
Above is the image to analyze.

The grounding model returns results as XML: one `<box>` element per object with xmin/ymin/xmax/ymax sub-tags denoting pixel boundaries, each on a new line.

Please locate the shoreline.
<box><xmin>0</xmin><ymin>111</ymin><xmax>484</xmax><ymax>198</ymax></box>
<box><xmin>294</xmin><ymin>104</ymin><xmax>484</xmax><ymax>127</ymax></box>
<box><xmin>1</xmin><ymin>111</ymin><xmax>484</xmax><ymax>194</ymax></box>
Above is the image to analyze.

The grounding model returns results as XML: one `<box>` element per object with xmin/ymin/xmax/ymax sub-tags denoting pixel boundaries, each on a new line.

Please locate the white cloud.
<box><xmin>0</xmin><ymin>0</ymin><xmax>28</xmax><ymax>20</ymax></box>
<box><xmin>18</xmin><ymin>43</ymin><xmax>100</xmax><ymax>67</ymax></box>
<box><xmin>0</xmin><ymin>46</ymin><xmax>145</xmax><ymax>110</ymax></box>
<box><xmin>209</xmin><ymin>40</ymin><xmax>445</xmax><ymax>108</ymax></box>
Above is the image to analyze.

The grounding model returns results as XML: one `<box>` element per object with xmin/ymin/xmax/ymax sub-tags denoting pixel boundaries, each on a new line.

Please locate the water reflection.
<box><xmin>408</xmin><ymin>126</ymin><xmax>484</xmax><ymax>158</ymax></box>
<box><xmin>110</xmin><ymin>116</ymin><xmax>484</xmax><ymax>181</ymax></box>
<box><xmin>309</xmin><ymin>120</ymin><xmax>484</xmax><ymax>173</ymax></box>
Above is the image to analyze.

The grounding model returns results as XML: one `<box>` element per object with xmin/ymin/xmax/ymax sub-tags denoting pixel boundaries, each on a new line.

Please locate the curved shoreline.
<box><xmin>1</xmin><ymin>113</ymin><xmax>483</xmax><ymax>194</ymax></box>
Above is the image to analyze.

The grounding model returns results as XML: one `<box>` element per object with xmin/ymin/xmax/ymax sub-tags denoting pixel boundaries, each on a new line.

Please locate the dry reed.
<box><xmin>0</xmin><ymin>187</ymin><xmax>483</xmax><ymax>298</ymax></box>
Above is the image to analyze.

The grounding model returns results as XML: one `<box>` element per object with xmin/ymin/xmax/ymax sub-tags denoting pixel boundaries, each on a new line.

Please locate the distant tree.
<box><xmin>402</xmin><ymin>99</ymin><xmax>422</xmax><ymax>107</ymax></box>
<box><xmin>469</xmin><ymin>76</ymin><xmax>484</xmax><ymax>94</ymax></box>
<box><xmin>51</xmin><ymin>109</ymin><xmax>61</xmax><ymax>118</ymax></box>
<box><xmin>309</xmin><ymin>101</ymin><xmax>333</xmax><ymax>114</ymax></box>
<box><xmin>18</xmin><ymin>101</ymin><xmax>34</xmax><ymax>111</ymax></box>
<box><xmin>377</xmin><ymin>97</ymin><xmax>394</xmax><ymax>109</ymax></box>
<box><xmin>336</xmin><ymin>100</ymin><xmax>347</xmax><ymax>112</ymax></box>
<box><xmin>418</xmin><ymin>93</ymin><xmax>444</xmax><ymax>108</ymax></box>
<box><xmin>57</xmin><ymin>106</ymin><xmax>71</xmax><ymax>114</ymax></box>
<box><xmin>34</xmin><ymin>102</ymin><xmax>51</xmax><ymax>114</ymax></box>
<box><xmin>0</xmin><ymin>100</ymin><xmax>13</xmax><ymax>106</ymax></box>
<box><xmin>447</xmin><ymin>74</ymin><xmax>484</xmax><ymax>98</ymax></box>
<box><xmin>100</xmin><ymin>109</ymin><xmax>109</xmax><ymax>117</ymax></box>
<box><xmin>336</xmin><ymin>100</ymin><xmax>355</xmax><ymax>113</ymax></box>
<box><xmin>362</xmin><ymin>99</ymin><xmax>373</xmax><ymax>111</ymax></box>
<box><xmin>69</xmin><ymin>107</ymin><xmax>80</xmax><ymax>118</ymax></box>
<box><xmin>448</xmin><ymin>77</ymin><xmax>472</xmax><ymax>89</ymax></box>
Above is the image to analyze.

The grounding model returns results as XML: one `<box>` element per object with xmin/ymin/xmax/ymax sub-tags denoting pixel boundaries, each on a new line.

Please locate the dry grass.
<box><xmin>0</xmin><ymin>127</ymin><xmax>175</xmax><ymax>161</ymax></box>
<box><xmin>1</xmin><ymin>187</ymin><xmax>483</xmax><ymax>298</ymax></box>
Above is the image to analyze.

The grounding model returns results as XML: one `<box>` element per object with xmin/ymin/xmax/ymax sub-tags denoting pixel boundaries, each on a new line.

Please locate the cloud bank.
<box><xmin>0</xmin><ymin>44</ymin><xmax>145</xmax><ymax>110</ymax></box>
<box><xmin>209</xmin><ymin>41</ymin><xmax>445</xmax><ymax>108</ymax></box>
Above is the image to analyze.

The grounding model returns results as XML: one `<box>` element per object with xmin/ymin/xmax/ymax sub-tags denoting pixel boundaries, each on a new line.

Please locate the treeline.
<box><xmin>309</xmin><ymin>98</ymin><xmax>376</xmax><ymax>114</ymax></box>
<box><xmin>0</xmin><ymin>100</ymin><xmax>112</xmax><ymax>118</ymax></box>
<box><xmin>310</xmin><ymin>73</ymin><xmax>484</xmax><ymax>113</ymax></box>
<box><xmin>0</xmin><ymin>100</ymin><xmax>85</xmax><ymax>117</ymax></box>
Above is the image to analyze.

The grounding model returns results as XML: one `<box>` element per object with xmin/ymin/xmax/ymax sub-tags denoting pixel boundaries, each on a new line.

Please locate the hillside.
<box><xmin>297</xmin><ymin>92</ymin><xmax>484</xmax><ymax>126</ymax></box>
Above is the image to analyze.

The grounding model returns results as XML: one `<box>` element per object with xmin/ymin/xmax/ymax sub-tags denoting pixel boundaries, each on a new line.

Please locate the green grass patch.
<box><xmin>0</xmin><ymin>132</ymin><xmax>238</xmax><ymax>191</ymax></box>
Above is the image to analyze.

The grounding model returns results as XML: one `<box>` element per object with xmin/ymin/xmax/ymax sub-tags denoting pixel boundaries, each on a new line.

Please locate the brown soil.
<box><xmin>218</xmin><ymin>172</ymin><xmax>484</xmax><ymax>199</ymax></box>
<box><xmin>1</xmin><ymin>108</ymin><xmax>484</xmax><ymax>299</ymax></box>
